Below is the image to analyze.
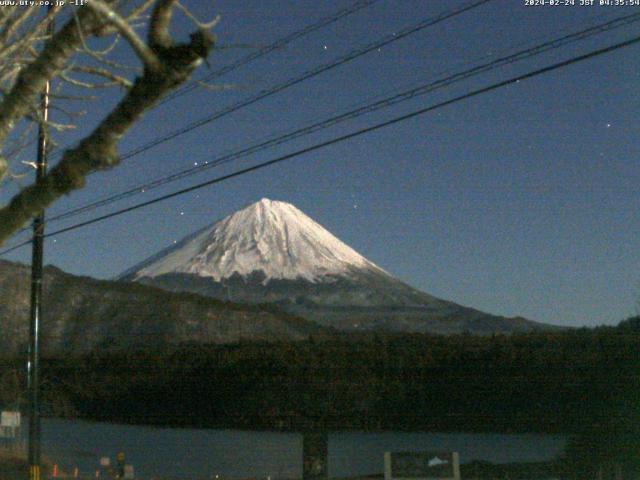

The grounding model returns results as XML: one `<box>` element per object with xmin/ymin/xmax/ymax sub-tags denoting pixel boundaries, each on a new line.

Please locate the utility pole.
<box><xmin>28</xmin><ymin>8</ymin><xmax>54</xmax><ymax>480</ymax></box>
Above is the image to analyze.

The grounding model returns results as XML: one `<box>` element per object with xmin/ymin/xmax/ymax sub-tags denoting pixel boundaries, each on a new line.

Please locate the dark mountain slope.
<box><xmin>0</xmin><ymin>260</ymin><xmax>326</xmax><ymax>356</ymax></box>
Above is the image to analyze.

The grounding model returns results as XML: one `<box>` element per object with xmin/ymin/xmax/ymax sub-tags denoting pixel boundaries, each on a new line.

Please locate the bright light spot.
<box><xmin>194</xmin><ymin>162</ymin><xmax>198</xmax><ymax>166</ymax></box>
<box><xmin>180</xmin><ymin>211</ymin><xmax>184</xmax><ymax>216</ymax></box>
<box><xmin>606</xmin><ymin>123</ymin><xmax>611</xmax><ymax>128</ymax></box>
<box><xmin>323</xmin><ymin>45</ymin><xmax>327</xmax><ymax>50</ymax></box>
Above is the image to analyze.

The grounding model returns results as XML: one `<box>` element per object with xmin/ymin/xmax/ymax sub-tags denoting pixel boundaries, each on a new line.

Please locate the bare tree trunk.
<box><xmin>0</xmin><ymin>2</ymin><xmax>215</xmax><ymax>244</ymax></box>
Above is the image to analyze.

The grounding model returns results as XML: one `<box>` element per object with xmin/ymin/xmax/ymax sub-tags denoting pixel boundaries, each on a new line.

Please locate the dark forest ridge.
<box><xmin>0</xmin><ymin>259</ymin><xmax>325</xmax><ymax>356</ymax></box>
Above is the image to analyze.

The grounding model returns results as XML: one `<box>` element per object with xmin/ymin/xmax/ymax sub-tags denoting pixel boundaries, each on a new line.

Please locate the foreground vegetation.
<box><xmin>1</xmin><ymin>317</ymin><xmax>638</xmax><ymax>477</ymax></box>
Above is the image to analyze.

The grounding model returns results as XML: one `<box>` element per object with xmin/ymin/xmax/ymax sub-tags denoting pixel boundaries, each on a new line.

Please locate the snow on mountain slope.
<box><xmin>120</xmin><ymin>198</ymin><xmax>553</xmax><ymax>335</ymax></box>
<box><xmin>125</xmin><ymin>198</ymin><xmax>387</xmax><ymax>283</ymax></box>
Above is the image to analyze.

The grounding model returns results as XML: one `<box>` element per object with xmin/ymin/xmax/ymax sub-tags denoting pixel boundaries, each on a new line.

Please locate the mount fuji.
<box><xmin>120</xmin><ymin>198</ymin><xmax>550</xmax><ymax>334</ymax></box>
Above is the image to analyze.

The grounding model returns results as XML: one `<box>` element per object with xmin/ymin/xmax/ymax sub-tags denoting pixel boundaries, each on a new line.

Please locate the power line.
<box><xmin>35</xmin><ymin>11</ymin><xmax>640</xmax><ymax>225</ymax></box>
<box><xmin>157</xmin><ymin>0</ymin><xmax>382</xmax><ymax>106</ymax></box>
<box><xmin>6</xmin><ymin>0</ymin><xmax>491</xmax><ymax>254</ymax></box>
<box><xmin>0</xmin><ymin>238</ymin><xmax>31</xmax><ymax>256</ymax></box>
<box><xmin>3</xmin><ymin>32</ymin><xmax>632</xmax><ymax>251</ymax></box>
<box><xmin>86</xmin><ymin>0</ymin><xmax>495</xmax><ymax>162</ymax></box>
<box><xmin>44</xmin><ymin>0</ymin><xmax>381</xmax><ymax>165</ymax></box>
<box><xmin>2</xmin><ymin>0</ymin><xmax>494</xmax><ymax>243</ymax></box>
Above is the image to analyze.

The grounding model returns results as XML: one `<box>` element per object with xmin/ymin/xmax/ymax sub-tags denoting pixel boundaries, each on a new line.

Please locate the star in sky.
<box><xmin>6</xmin><ymin>0</ymin><xmax>636</xmax><ymax>329</ymax></box>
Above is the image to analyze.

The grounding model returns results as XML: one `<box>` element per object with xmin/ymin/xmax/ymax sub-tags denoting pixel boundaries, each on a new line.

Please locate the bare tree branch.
<box><xmin>85</xmin><ymin>0</ymin><xmax>162</xmax><ymax>71</ymax></box>
<box><xmin>175</xmin><ymin>2</ymin><xmax>220</xmax><ymax>30</ymax></box>
<box><xmin>0</xmin><ymin>6</ymin><xmax>38</xmax><ymax>46</ymax></box>
<box><xmin>60</xmin><ymin>71</ymin><xmax>130</xmax><ymax>89</ymax></box>
<box><xmin>149</xmin><ymin>0</ymin><xmax>176</xmax><ymax>50</ymax></box>
<box><xmin>126</xmin><ymin>0</ymin><xmax>156</xmax><ymax>21</ymax></box>
<box><xmin>0</xmin><ymin>6</ymin><xmax>104</xmax><ymax>148</ymax></box>
<box><xmin>0</xmin><ymin>1</ymin><xmax>215</xmax><ymax>244</ymax></box>
<box><xmin>70</xmin><ymin>65</ymin><xmax>133</xmax><ymax>89</ymax></box>
<box><xmin>0</xmin><ymin>155</ymin><xmax>7</xmax><ymax>181</ymax></box>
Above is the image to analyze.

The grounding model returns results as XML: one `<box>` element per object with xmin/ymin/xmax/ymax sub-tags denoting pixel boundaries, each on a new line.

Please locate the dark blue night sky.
<box><xmin>2</xmin><ymin>0</ymin><xmax>639</xmax><ymax>327</ymax></box>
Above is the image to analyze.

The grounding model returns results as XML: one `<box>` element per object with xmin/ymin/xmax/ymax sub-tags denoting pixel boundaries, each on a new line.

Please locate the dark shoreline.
<box><xmin>1</xmin><ymin>320</ymin><xmax>638</xmax><ymax>478</ymax></box>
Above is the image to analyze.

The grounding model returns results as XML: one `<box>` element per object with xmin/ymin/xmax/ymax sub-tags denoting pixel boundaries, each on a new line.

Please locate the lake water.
<box><xmin>29</xmin><ymin>418</ymin><xmax>566</xmax><ymax>478</ymax></box>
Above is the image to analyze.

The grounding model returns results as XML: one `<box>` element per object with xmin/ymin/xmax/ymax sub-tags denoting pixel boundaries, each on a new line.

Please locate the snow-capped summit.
<box><xmin>121</xmin><ymin>198</ymin><xmax>550</xmax><ymax>335</ymax></box>
<box><xmin>124</xmin><ymin>198</ymin><xmax>385</xmax><ymax>283</ymax></box>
